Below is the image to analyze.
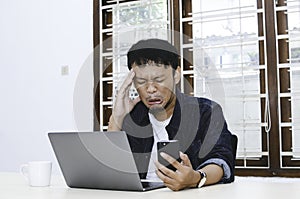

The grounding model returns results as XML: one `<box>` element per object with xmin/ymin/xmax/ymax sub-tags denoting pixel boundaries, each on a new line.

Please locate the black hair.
<box><xmin>127</xmin><ymin>38</ymin><xmax>179</xmax><ymax>70</ymax></box>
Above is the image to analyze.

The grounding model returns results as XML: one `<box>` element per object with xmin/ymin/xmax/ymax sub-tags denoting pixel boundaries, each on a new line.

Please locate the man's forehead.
<box><xmin>133</xmin><ymin>65</ymin><xmax>173</xmax><ymax>78</ymax></box>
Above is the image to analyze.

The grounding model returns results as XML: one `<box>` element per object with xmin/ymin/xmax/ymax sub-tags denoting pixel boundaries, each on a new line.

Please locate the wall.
<box><xmin>0</xmin><ymin>0</ymin><xmax>93</xmax><ymax>174</ymax></box>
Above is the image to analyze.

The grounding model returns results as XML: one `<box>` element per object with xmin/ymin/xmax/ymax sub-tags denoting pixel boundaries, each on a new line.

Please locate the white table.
<box><xmin>1</xmin><ymin>172</ymin><xmax>300</xmax><ymax>199</ymax></box>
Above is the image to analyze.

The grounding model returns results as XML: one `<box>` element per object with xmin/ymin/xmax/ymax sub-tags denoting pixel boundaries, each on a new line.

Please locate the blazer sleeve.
<box><xmin>197</xmin><ymin>102</ymin><xmax>236</xmax><ymax>183</ymax></box>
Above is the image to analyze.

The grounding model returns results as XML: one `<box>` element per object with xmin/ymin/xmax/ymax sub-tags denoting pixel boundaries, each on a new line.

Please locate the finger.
<box><xmin>160</xmin><ymin>152</ymin><xmax>181</xmax><ymax>170</ymax></box>
<box><xmin>179</xmin><ymin>151</ymin><xmax>192</xmax><ymax>167</ymax></box>
<box><xmin>155</xmin><ymin>165</ymin><xmax>176</xmax><ymax>185</ymax></box>
<box><xmin>155</xmin><ymin>160</ymin><xmax>175</xmax><ymax>177</ymax></box>
<box><xmin>155</xmin><ymin>170</ymin><xmax>180</xmax><ymax>192</ymax></box>
<box><xmin>154</xmin><ymin>159</ymin><xmax>165</xmax><ymax>172</ymax></box>
<box><xmin>131</xmin><ymin>96</ymin><xmax>141</xmax><ymax>106</ymax></box>
<box><xmin>118</xmin><ymin>70</ymin><xmax>135</xmax><ymax>95</ymax></box>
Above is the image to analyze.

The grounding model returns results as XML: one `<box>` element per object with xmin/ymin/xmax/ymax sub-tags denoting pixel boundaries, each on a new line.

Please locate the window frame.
<box><xmin>93</xmin><ymin>0</ymin><xmax>300</xmax><ymax>177</ymax></box>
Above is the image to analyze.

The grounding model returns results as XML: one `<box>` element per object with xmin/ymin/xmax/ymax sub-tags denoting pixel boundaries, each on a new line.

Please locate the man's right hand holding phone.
<box><xmin>155</xmin><ymin>151</ymin><xmax>202</xmax><ymax>191</ymax></box>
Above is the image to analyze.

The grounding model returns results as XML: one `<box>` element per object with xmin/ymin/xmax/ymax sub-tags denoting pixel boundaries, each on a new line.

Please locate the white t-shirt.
<box><xmin>146</xmin><ymin>113</ymin><xmax>172</xmax><ymax>181</ymax></box>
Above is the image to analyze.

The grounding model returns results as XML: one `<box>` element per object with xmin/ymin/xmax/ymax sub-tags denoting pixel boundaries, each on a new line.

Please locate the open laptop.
<box><xmin>48</xmin><ymin>131</ymin><xmax>165</xmax><ymax>191</ymax></box>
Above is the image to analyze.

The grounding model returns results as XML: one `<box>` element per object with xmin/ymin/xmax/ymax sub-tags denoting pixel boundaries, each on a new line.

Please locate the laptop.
<box><xmin>48</xmin><ymin>131</ymin><xmax>165</xmax><ymax>191</ymax></box>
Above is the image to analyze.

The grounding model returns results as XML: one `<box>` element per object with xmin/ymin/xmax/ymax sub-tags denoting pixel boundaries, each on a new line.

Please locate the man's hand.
<box><xmin>155</xmin><ymin>152</ymin><xmax>200</xmax><ymax>191</ymax></box>
<box><xmin>108</xmin><ymin>70</ymin><xmax>140</xmax><ymax>131</ymax></box>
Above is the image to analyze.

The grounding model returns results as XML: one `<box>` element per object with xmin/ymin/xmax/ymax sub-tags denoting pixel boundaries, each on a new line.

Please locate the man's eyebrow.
<box><xmin>153</xmin><ymin>75</ymin><xmax>165</xmax><ymax>79</ymax></box>
<box><xmin>134</xmin><ymin>75</ymin><xmax>165</xmax><ymax>81</ymax></box>
<box><xmin>155</xmin><ymin>75</ymin><xmax>165</xmax><ymax>78</ymax></box>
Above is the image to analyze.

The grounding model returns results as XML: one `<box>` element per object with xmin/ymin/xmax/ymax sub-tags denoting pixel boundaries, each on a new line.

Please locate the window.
<box><xmin>96</xmin><ymin>0</ymin><xmax>170</xmax><ymax>129</ymax></box>
<box><xmin>94</xmin><ymin>0</ymin><xmax>300</xmax><ymax>176</ymax></box>
<box><xmin>187</xmin><ymin>0</ymin><xmax>263</xmax><ymax>159</ymax></box>
<box><xmin>278</xmin><ymin>0</ymin><xmax>300</xmax><ymax>170</ymax></box>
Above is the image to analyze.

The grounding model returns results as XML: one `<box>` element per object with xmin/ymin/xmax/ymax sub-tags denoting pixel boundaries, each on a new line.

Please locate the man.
<box><xmin>108</xmin><ymin>38</ymin><xmax>236</xmax><ymax>191</ymax></box>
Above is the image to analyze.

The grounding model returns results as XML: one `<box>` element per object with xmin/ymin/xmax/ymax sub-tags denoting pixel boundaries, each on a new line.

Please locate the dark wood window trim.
<box><xmin>93</xmin><ymin>0</ymin><xmax>300</xmax><ymax>177</ymax></box>
<box><xmin>93</xmin><ymin>0</ymin><xmax>100</xmax><ymax>131</ymax></box>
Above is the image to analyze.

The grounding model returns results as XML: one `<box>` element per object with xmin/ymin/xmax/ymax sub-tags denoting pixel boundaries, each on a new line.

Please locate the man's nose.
<box><xmin>146</xmin><ymin>82</ymin><xmax>157</xmax><ymax>93</ymax></box>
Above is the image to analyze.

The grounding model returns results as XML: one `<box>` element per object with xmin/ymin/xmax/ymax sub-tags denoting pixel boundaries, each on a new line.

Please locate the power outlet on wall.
<box><xmin>61</xmin><ymin>65</ymin><xmax>69</xmax><ymax>76</ymax></box>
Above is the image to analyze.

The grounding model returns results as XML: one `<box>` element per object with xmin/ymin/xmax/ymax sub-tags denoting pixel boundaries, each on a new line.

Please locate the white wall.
<box><xmin>0</xmin><ymin>0</ymin><xmax>93</xmax><ymax>174</ymax></box>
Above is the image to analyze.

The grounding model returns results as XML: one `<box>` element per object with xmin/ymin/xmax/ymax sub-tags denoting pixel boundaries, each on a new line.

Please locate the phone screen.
<box><xmin>129</xmin><ymin>85</ymin><xmax>139</xmax><ymax>100</ymax></box>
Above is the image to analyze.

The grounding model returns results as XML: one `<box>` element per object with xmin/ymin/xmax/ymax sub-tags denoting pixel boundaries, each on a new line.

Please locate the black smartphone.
<box><xmin>157</xmin><ymin>140</ymin><xmax>180</xmax><ymax>171</ymax></box>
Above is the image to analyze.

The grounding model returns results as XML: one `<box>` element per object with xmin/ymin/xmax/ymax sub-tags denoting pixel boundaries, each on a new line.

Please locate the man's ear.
<box><xmin>174</xmin><ymin>66</ymin><xmax>181</xmax><ymax>84</ymax></box>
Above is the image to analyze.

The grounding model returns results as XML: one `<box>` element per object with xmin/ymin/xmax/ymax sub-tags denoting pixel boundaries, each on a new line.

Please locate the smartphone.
<box><xmin>129</xmin><ymin>86</ymin><xmax>139</xmax><ymax>100</ymax></box>
<box><xmin>157</xmin><ymin>140</ymin><xmax>180</xmax><ymax>171</ymax></box>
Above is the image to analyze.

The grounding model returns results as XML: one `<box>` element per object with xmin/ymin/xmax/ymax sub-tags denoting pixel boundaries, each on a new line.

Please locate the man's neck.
<box><xmin>152</xmin><ymin>111</ymin><xmax>171</xmax><ymax>121</ymax></box>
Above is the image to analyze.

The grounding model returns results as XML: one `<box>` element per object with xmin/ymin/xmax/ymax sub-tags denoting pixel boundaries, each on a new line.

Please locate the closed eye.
<box><xmin>154</xmin><ymin>78</ymin><xmax>165</xmax><ymax>83</ymax></box>
<box><xmin>137</xmin><ymin>81</ymin><xmax>146</xmax><ymax>84</ymax></box>
<box><xmin>135</xmin><ymin>78</ymin><xmax>146</xmax><ymax>85</ymax></box>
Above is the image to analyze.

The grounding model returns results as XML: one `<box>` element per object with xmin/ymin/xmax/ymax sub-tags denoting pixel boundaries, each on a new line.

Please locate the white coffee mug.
<box><xmin>20</xmin><ymin>161</ymin><xmax>52</xmax><ymax>187</ymax></box>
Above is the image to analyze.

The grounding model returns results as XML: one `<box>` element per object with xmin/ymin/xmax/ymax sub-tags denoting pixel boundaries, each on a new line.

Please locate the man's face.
<box><xmin>132</xmin><ymin>62</ymin><xmax>180</xmax><ymax>116</ymax></box>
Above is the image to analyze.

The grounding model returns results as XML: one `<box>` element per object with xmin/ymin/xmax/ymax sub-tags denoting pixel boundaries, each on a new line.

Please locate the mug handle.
<box><xmin>20</xmin><ymin>164</ymin><xmax>29</xmax><ymax>182</ymax></box>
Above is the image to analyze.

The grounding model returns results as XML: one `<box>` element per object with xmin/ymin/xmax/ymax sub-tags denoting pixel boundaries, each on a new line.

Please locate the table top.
<box><xmin>1</xmin><ymin>172</ymin><xmax>300</xmax><ymax>199</ymax></box>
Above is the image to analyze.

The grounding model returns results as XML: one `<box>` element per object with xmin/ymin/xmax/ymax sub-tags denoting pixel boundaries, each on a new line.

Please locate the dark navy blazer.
<box><xmin>122</xmin><ymin>90</ymin><xmax>235</xmax><ymax>183</ymax></box>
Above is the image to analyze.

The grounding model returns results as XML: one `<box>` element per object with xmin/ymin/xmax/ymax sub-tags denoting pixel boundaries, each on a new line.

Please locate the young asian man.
<box><xmin>108</xmin><ymin>38</ymin><xmax>236</xmax><ymax>191</ymax></box>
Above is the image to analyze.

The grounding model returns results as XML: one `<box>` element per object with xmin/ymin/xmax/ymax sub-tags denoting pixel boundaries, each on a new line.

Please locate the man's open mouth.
<box><xmin>147</xmin><ymin>98</ymin><xmax>163</xmax><ymax>105</ymax></box>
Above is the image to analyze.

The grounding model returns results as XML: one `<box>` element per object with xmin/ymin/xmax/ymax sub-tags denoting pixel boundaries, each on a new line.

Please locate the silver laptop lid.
<box><xmin>48</xmin><ymin>131</ymin><xmax>145</xmax><ymax>191</ymax></box>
